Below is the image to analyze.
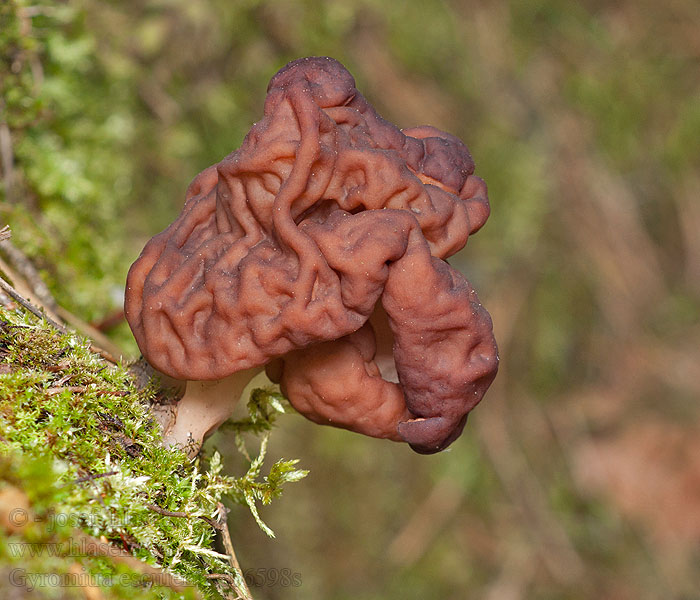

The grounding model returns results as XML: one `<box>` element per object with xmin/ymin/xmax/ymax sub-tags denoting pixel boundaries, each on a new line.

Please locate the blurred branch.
<box><xmin>552</xmin><ymin>115</ymin><xmax>667</xmax><ymax>334</ymax></box>
<box><xmin>388</xmin><ymin>477</ymin><xmax>464</xmax><ymax>566</ymax></box>
<box><xmin>478</xmin><ymin>252</ymin><xmax>586</xmax><ymax>584</ymax></box>
<box><xmin>55</xmin><ymin>305</ymin><xmax>123</xmax><ymax>364</ymax></box>
<box><xmin>0</xmin><ymin>119</ymin><xmax>14</xmax><ymax>203</ymax></box>
<box><xmin>0</xmin><ymin>273</ymin><xmax>66</xmax><ymax>333</ymax></box>
<box><xmin>677</xmin><ymin>177</ymin><xmax>700</xmax><ymax>293</ymax></box>
<box><xmin>477</xmin><ymin>387</ymin><xmax>586</xmax><ymax>584</ymax></box>
<box><xmin>0</xmin><ymin>234</ymin><xmax>124</xmax><ymax>363</ymax></box>
<box><xmin>0</xmin><ymin>231</ymin><xmax>59</xmax><ymax>314</ymax></box>
<box><xmin>138</xmin><ymin>78</ymin><xmax>181</xmax><ymax>124</ymax></box>
<box><xmin>348</xmin><ymin>18</ymin><xmax>456</xmax><ymax>129</ymax></box>
<box><xmin>483</xmin><ymin>542</ymin><xmax>534</xmax><ymax>600</ymax></box>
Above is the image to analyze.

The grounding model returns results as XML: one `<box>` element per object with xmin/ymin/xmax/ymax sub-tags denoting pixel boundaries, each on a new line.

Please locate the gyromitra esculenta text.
<box><xmin>125</xmin><ymin>57</ymin><xmax>498</xmax><ymax>456</ymax></box>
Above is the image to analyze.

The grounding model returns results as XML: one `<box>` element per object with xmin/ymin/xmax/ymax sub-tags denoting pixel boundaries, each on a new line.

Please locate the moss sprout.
<box><xmin>0</xmin><ymin>304</ymin><xmax>307</xmax><ymax>599</ymax></box>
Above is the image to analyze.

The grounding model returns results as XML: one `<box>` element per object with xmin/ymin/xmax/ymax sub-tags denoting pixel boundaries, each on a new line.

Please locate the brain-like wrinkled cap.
<box><xmin>125</xmin><ymin>56</ymin><xmax>498</xmax><ymax>453</ymax></box>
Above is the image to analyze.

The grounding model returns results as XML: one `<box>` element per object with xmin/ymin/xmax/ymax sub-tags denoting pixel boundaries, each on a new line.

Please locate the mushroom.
<box><xmin>124</xmin><ymin>56</ymin><xmax>498</xmax><ymax>456</ymax></box>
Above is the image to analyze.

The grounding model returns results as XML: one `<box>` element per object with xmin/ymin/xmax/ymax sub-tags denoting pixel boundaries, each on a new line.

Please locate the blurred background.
<box><xmin>2</xmin><ymin>0</ymin><xmax>699</xmax><ymax>598</ymax></box>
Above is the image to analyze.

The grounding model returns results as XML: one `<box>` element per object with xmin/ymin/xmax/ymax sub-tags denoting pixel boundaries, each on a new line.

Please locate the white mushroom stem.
<box><xmin>162</xmin><ymin>366</ymin><xmax>263</xmax><ymax>458</ymax></box>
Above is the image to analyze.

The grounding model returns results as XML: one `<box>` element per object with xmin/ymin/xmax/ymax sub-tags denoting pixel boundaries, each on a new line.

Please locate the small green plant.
<box><xmin>0</xmin><ymin>304</ymin><xmax>307</xmax><ymax>599</ymax></box>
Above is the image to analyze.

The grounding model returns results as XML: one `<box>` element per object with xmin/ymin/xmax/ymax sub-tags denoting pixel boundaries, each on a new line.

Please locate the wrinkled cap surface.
<box><xmin>125</xmin><ymin>56</ymin><xmax>498</xmax><ymax>453</ymax></box>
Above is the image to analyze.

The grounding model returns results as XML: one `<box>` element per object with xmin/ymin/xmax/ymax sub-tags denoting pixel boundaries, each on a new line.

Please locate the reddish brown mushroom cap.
<box><xmin>125</xmin><ymin>56</ymin><xmax>498</xmax><ymax>453</ymax></box>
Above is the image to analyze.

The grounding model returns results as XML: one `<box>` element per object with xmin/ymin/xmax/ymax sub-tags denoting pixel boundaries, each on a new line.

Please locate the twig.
<box><xmin>0</xmin><ymin>120</ymin><xmax>14</xmax><ymax>202</ymax></box>
<box><xmin>146</xmin><ymin>502</ymin><xmax>254</xmax><ymax>599</ymax></box>
<box><xmin>55</xmin><ymin>305</ymin><xmax>124</xmax><ymax>365</ymax></box>
<box><xmin>0</xmin><ymin>239</ymin><xmax>125</xmax><ymax>362</ymax></box>
<box><xmin>70</xmin><ymin>471</ymin><xmax>119</xmax><ymax>485</ymax></box>
<box><xmin>92</xmin><ymin>309</ymin><xmax>125</xmax><ymax>332</ymax></box>
<box><xmin>0</xmin><ymin>248</ymin><xmax>64</xmax><ymax>328</ymax></box>
<box><xmin>46</xmin><ymin>385</ymin><xmax>88</xmax><ymax>396</ymax></box>
<box><xmin>0</xmin><ymin>275</ymin><xmax>67</xmax><ymax>333</ymax></box>
<box><xmin>205</xmin><ymin>573</ymin><xmax>238</xmax><ymax>586</ymax></box>
<box><xmin>145</xmin><ymin>503</ymin><xmax>219</xmax><ymax>531</ymax></box>
<box><xmin>0</xmin><ymin>234</ymin><xmax>58</xmax><ymax>313</ymax></box>
<box><xmin>217</xmin><ymin>502</ymin><xmax>253</xmax><ymax>600</ymax></box>
<box><xmin>206</xmin><ymin>573</ymin><xmax>247</xmax><ymax>600</ymax></box>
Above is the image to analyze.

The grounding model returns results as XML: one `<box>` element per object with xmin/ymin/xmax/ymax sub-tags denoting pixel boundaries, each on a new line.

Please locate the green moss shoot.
<box><xmin>0</xmin><ymin>304</ymin><xmax>307</xmax><ymax>599</ymax></box>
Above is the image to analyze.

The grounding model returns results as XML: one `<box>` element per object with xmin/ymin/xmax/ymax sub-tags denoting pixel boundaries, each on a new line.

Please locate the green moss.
<box><xmin>0</xmin><ymin>305</ymin><xmax>306</xmax><ymax>599</ymax></box>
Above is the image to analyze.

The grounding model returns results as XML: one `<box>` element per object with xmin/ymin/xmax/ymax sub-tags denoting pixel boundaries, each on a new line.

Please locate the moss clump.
<box><xmin>0</xmin><ymin>304</ymin><xmax>307</xmax><ymax>599</ymax></box>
